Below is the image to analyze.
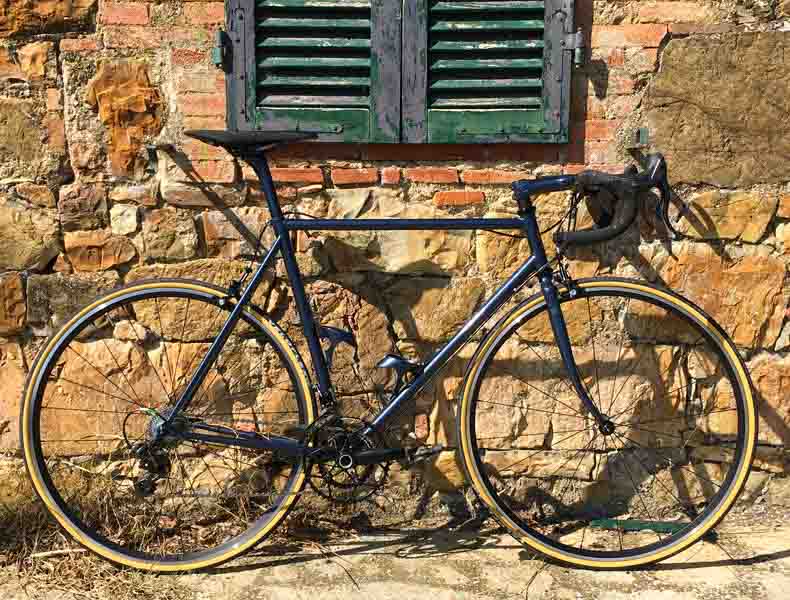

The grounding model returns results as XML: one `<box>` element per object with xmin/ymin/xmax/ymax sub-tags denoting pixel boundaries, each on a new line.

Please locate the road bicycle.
<box><xmin>20</xmin><ymin>130</ymin><xmax>757</xmax><ymax>572</ymax></box>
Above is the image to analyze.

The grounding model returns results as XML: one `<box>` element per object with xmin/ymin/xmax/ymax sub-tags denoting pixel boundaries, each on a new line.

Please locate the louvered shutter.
<box><xmin>403</xmin><ymin>0</ymin><xmax>574</xmax><ymax>143</ymax></box>
<box><xmin>225</xmin><ymin>0</ymin><xmax>401</xmax><ymax>142</ymax></box>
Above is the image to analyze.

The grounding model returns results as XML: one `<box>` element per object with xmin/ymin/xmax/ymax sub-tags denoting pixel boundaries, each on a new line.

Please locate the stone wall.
<box><xmin>1</xmin><ymin>1</ymin><xmax>789</xmax><ymax>488</ymax></box>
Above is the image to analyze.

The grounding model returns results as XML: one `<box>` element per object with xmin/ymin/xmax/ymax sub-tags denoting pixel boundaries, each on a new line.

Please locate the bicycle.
<box><xmin>20</xmin><ymin>130</ymin><xmax>757</xmax><ymax>572</ymax></box>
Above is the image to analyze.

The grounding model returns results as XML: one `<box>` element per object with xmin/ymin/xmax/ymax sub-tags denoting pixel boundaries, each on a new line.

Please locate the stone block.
<box><xmin>59</xmin><ymin>183</ymin><xmax>108</xmax><ymax>231</ymax></box>
<box><xmin>26</xmin><ymin>272</ymin><xmax>120</xmax><ymax>334</ymax></box>
<box><xmin>0</xmin><ymin>199</ymin><xmax>60</xmax><ymax>271</ymax></box>
<box><xmin>0</xmin><ymin>272</ymin><xmax>26</xmax><ymax>335</ymax></box>
<box><xmin>141</xmin><ymin>207</ymin><xmax>198</xmax><ymax>261</ymax></box>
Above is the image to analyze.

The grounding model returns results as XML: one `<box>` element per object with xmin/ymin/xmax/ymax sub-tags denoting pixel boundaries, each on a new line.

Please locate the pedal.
<box><xmin>405</xmin><ymin>444</ymin><xmax>444</xmax><ymax>465</ymax></box>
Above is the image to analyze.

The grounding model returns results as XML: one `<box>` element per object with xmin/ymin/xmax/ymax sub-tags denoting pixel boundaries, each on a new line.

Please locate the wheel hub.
<box><xmin>599</xmin><ymin>419</ymin><xmax>616</xmax><ymax>436</ymax></box>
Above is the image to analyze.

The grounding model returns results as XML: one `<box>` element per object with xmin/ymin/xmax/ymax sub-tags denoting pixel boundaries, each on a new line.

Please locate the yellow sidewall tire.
<box><xmin>21</xmin><ymin>281</ymin><xmax>317</xmax><ymax>573</ymax></box>
<box><xmin>458</xmin><ymin>278</ymin><xmax>757</xmax><ymax>569</ymax></box>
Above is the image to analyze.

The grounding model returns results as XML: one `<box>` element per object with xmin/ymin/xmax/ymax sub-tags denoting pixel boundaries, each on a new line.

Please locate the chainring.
<box><xmin>307</xmin><ymin>417</ymin><xmax>390</xmax><ymax>505</ymax></box>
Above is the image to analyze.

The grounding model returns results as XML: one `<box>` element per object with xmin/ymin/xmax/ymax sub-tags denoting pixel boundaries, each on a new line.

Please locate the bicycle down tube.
<box><xmin>171</xmin><ymin>154</ymin><xmax>600</xmax><ymax>445</ymax></box>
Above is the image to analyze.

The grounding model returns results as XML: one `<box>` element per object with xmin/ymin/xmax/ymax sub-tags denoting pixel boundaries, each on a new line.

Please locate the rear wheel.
<box><xmin>458</xmin><ymin>278</ymin><xmax>757</xmax><ymax>569</ymax></box>
<box><xmin>21</xmin><ymin>280</ymin><xmax>316</xmax><ymax>572</ymax></box>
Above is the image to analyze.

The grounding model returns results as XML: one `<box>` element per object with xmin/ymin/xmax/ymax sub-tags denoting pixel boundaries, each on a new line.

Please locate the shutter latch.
<box><xmin>565</xmin><ymin>29</ymin><xmax>586</xmax><ymax>67</ymax></box>
<box><xmin>212</xmin><ymin>30</ymin><xmax>232</xmax><ymax>73</ymax></box>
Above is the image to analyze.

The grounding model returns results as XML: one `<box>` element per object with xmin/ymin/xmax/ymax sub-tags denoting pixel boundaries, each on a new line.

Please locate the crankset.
<box><xmin>306</xmin><ymin>417</ymin><xmax>393</xmax><ymax>505</ymax></box>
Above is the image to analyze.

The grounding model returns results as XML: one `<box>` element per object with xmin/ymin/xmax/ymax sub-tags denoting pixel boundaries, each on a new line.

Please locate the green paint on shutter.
<box><xmin>253</xmin><ymin>0</ymin><xmax>401</xmax><ymax>141</ymax></box>
<box><xmin>414</xmin><ymin>0</ymin><xmax>572</xmax><ymax>143</ymax></box>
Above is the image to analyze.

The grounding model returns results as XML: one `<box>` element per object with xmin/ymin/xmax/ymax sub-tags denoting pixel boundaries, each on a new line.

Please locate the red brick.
<box><xmin>178</xmin><ymin>71</ymin><xmax>225</xmax><ymax>94</ymax></box>
<box><xmin>270</xmin><ymin>168</ymin><xmax>324</xmax><ymax>184</ymax></box>
<box><xmin>585</xmin><ymin>142</ymin><xmax>619</xmax><ymax>165</ymax></box>
<box><xmin>591</xmin><ymin>25</ymin><xmax>668</xmax><ymax>48</ymax></box>
<box><xmin>175</xmin><ymin>160</ymin><xmax>236</xmax><ymax>183</ymax></box>
<box><xmin>103</xmin><ymin>26</ymin><xmax>205</xmax><ymax>49</ymax></box>
<box><xmin>171</xmin><ymin>48</ymin><xmax>208</xmax><ymax>67</ymax></box>
<box><xmin>100</xmin><ymin>2</ymin><xmax>149</xmax><ymax>26</ymax></box>
<box><xmin>433</xmin><ymin>191</ymin><xmax>485</xmax><ymax>207</ymax></box>
<box><xmin>178</xmin><ymin>92</ymin><xmax>226</xmax><ymax>117</ymax></box>
<box><xmin>184</xmin><ymin>115</ymin><xmax>226</xmax><ymax>130</ymax></box>
<box><xmin>381</xmin><ymin>167</ymin><xmax>401</xmax><ymax>186</ymax></box>
<box><xmin>182</xmin><ymin>137</ymin><xmax>231</xmax><ymax>161</ymax></box>
<box><xmin>461</xmin><ymin>170</ymin><xmax>529</xmax><ymax>185</ymax></box>
<box><xmin>609</xmin><ymin>73</ymin><xmax>636</xmax><ymax>95</ymax></box>
<box><xmin>604</xmin><ymin>48</ymin><xmax>625</xmax><ymax>67</ymax></box>
<box><xmin>564</xmin><ymin>163</ymin><xmax>622</xmax><ymax>175</ymax></box>
<box><xmin>46</xmin><ymin>88</ymin><xmax>61</xmax><ymax>111</ymax></box>
<box><xmin>331</xmin><ymin>168</ymin><xmax>378</xmax><ymax>186</ymax></box>
<box><xmin>404</xmin><ymin>167</ymin><xmax>458</xmax><ymax>184</ymax></box>
<box><xmin>184</xmin><ymin>3</ymin><xmax>225</xmax><ymax>26</ymax></box>
<box><xmin>575</xmin><ymin>119</ymin><xmax>620</xmax><ymax>141</ymax></box>
<box><xmin>60</xmin><ymin>37</ymin><xmax>101</xmax><ymax>53</ymax></box>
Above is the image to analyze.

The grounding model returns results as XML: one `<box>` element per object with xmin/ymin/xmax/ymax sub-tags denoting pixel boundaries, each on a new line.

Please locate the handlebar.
<box><xmin>511</xmin><ymin>153</ymin><xmax>677</xmax><ymax>247</ymax></box>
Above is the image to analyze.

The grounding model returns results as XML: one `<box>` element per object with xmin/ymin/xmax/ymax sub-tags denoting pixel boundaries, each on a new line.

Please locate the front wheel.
<box><xmin>21</xmin><ymin>280</ymin><xmax>316</xmax><ymax>572</ymax></box>
<box><xmin>458</xmin><ymin>278</ymin><xmax>757</xmax><ymax>569</ymax></box>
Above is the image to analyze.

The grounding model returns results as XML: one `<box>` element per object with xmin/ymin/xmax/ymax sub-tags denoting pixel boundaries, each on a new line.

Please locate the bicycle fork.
<box><xmin>520</xmin><ymin>202</ymin><xmax>608</xmax><ymax>427</ymax></box>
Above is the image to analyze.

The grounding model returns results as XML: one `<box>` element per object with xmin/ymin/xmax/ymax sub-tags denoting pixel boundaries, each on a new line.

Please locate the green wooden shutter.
<box><xmin>225</xmin><ymin>0</ymin><xmax>401</xmax><ymax>142</ymax></box>
<box><xmin>403</xmin><ymin>0</ymin><xmax>574</xmax><ymax>143</ymax></box>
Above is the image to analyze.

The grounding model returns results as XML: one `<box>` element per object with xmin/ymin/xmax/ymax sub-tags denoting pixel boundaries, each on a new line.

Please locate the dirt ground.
<box><xmin>1</xmin><ymin>476</ymin><xmax>789</xmax><ymax>600</ymax></box>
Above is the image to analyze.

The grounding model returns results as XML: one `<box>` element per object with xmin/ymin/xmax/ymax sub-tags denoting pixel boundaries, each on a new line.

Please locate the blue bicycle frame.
<box><xmin>170</xmin><ymin>155</ymin><xmax>604</xmax><ymax>456</ymax></box>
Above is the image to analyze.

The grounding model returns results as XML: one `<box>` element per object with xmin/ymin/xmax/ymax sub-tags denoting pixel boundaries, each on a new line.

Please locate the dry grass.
<box><xmin>0</xmin><ymin>454</ymin><xmax>438</xmax><ymax>600</ymax></box>
<box><xmin>0</xmin><ymin>458</ymin><xmax>193</xmax><ymax>600</ymax></box>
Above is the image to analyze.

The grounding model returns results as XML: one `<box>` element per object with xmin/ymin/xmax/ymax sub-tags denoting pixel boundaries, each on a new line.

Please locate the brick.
<box><xmin>171</xmin><ymin>48</ymin><xmax>208</xmax><ymax>67</ymax></box>
<box><xmin>405</xmin><ymin>167</ymin><xmax>458</xmax><ymax>184</ymax></box>
<box><xmin>46</xmin><ymin>88</ymin><xmax>61</xmax><ymax>111</ymax></box>
<box><xmin>45</xmin><ymin>114</ymin><xmax>66</xmax><ymax>151</ymax></box>
<box><xmin>103</xmin><ymin>26</ymin><xmax>204</xmax><ymax>49</ymax></box>
<box><xmin>178</xmin><ymin>92</ymin><xmax>226</xmax><ymax>117</ymax></box>
<box><xmin>183</xmin><ymin>3</ymin><xmax>225</xmax><ymax>25</ymax></box>
<box><xmin>604</xmin><ymin>48</ymin><xmax>625</xmax><ymax>67</ymax></box>
<box><xmin>60</xmin><ymin>37</ymin><xmax>101</xmax><ymax>53</ymax></box>
<box><xmin>564</xmin><ymin>163</ymin><xmax>622</xmax><ymax>175</ymax></box>
<box><xmin>578</xmin><ymin>119</ymin><xmax>619</xmax><ymax>141</ymax></box>
<box><xmin>381</xmin><ymin>167</ymin><xmax>401</xmax><ymax>186</ymax></box>
<box><xmin>433</xmin><ymin>191</ymin><xmax>485</xmax><ymax>207</ymax></box>
<box><xmin>331</xmin><ymin>168</ymin><xmax>378</xmax><ymax>186</ymax></box>
<box><xmin>100</xmin><ymin>2</ymin><xmax>149</xmax><ymax>26</ymax></box>
<box><xmin>270</xmin><ymin>168</ymin><xmax>324</xmax><ymax>184</ymax></box>
<box><xmin>174</xmin><ymin>160</ymin><xmax>236</xmax><ymax>183</ymax></box>
<box><xmin>184</xmin><ymin>115</ymin><xmax>226</xmax><ymax>130</ymax></box>
<box><xmin>178</xmin><ymin>71</ymin><xmax>225</xmax><ymax>94</ymax></box>
<box><xmin>182</xmin><ymin>137</ymin><xmax>231</xmax><ymax>161</ymax></box>
<box><xmin>461</xmin><ymin>170</ymin><xmax>529</xmax><ymax>185</ymax></box>
<box><xmin>591</xmin><ymin>25</ymin><xmax>668</xmax><ymax>48</ymax></box>
<box><xmin>609</xmin><ymin>73</ymin><xmax>636</xmax><ymax>95</ymax></box>
<box><xmin>584</xmin><ymin>142</ymin><xmax>618</xmax><ymax>165</ymax></box>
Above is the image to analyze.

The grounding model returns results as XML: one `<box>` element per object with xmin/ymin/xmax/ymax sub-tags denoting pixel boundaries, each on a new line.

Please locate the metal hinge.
<box><xmin>212</xmin><ymin>30</ymin><xmax>232</xmax><ymax>73</ymax></box>
<box><xmin>565</xmin><ymin>28</ymin><xmax>586</xmax><ymax>67</ymax></box>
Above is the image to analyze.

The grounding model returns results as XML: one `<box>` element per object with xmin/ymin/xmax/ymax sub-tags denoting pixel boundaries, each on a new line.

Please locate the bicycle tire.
<box><xmin>457</xmin><ymin>277</ymin><xmax>757</xmax><ymax>569</ymax></box>
<box><xmin>20</xmin><ymin>279</ymin><xmax>317</xmax><ymax>572</ymax></box>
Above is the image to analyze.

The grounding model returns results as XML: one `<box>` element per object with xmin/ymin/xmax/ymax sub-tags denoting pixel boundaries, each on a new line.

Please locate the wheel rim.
<box><xmin>463</xmin><ymin>282</ymin><xmax>754</xmax><ymax>564</ymax></box>
<box><xmin>24</xmin><ymin>284</ymin><xmax>312</xmax><ymax>567</ymax></box>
